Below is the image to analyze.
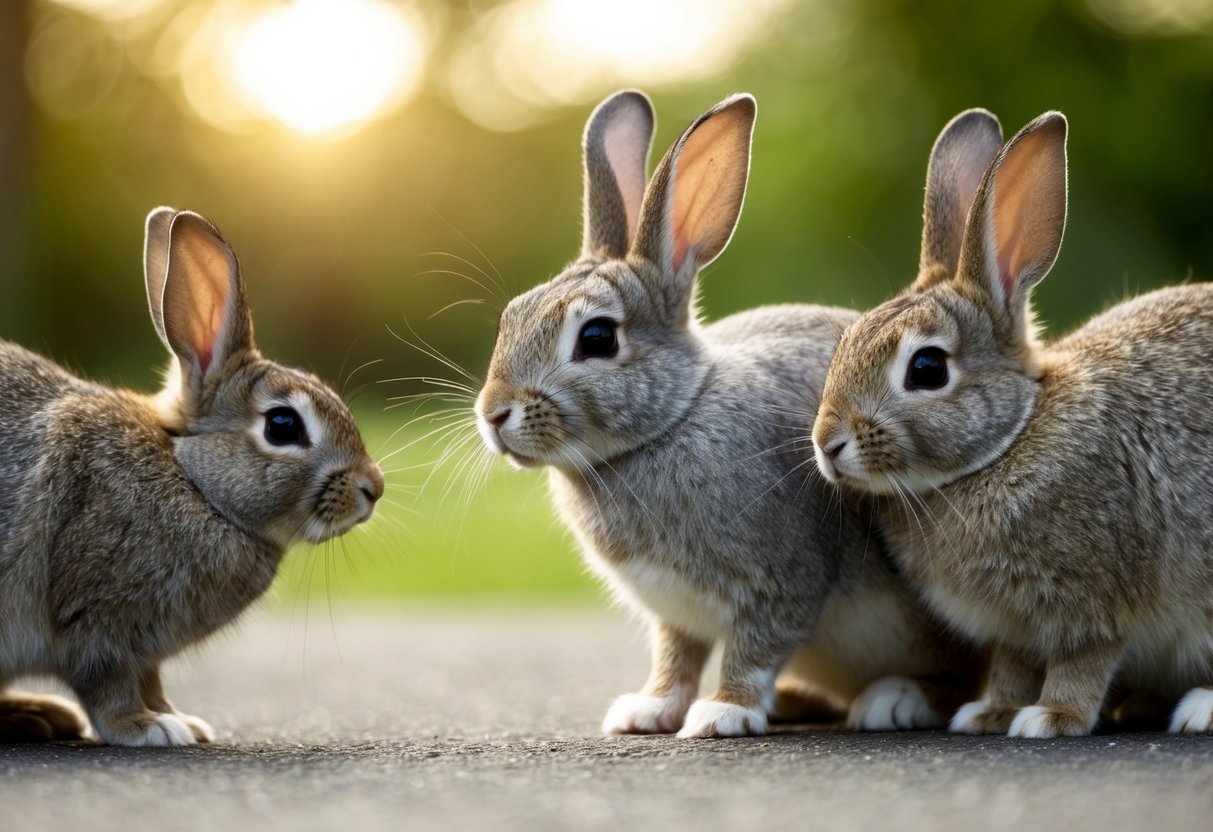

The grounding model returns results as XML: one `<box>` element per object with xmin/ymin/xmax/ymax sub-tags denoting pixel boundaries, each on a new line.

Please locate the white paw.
<box><xmin>177</xmin><ymin>712</ymin><xmax>215</xmax><ymax>743</ymax></box>
<box><xmin>847</xmin><ymin>676</ymin><xmax>943</xmax><ymax>731</ymax></box>
<box><xmin>601</xmin><ymin>693</ymin><xmax>689</xmax><ymax>735</ymax></box>
<box><xmin>1169</xmin><ymin>687</ymin><xmax>1213</xmax><ymax>734</ymax></box>
<box><xmin>949</xmin><ymin>699</ymin><xmax>992</xmax><ymax>734</ymax></box>
<box><xmin>1008</xmin><ymin>705</ymin><xmax>1055</xmax><ymax>738</ymax></box>
<box><xmin>108</xmin><ymin>713</ymin><xmax>197</xmax><ymax>747</ymax></box>
<box><xmin>676</xmin><ymin>699</ymin><xmax>767</xmax><ymax>739</ymax></box>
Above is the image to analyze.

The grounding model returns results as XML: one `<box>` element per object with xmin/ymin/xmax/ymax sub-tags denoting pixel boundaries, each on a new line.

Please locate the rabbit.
<box><xmin>812</xmin><ymin>106</ymin><xmax>1213</xmax><ymax>738</ymax></box>
<box><xmin>474</xmin><ymin>89</ymin><xmax>979</xmax><ymax>738</ymax></box>
<box><xmin>0</xmin><ymin>208</ymin><xmax>384</xmax><ymax>746</ymax></box>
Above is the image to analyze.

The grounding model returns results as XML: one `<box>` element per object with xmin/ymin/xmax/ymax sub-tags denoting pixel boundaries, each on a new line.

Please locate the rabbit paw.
<box><xmin>1168</xmin><ymin>687</ymin><xmax>1213</xmax><ymax>734</ymax></box>
<box><xmin>676</xmin><ymin>700</ymin><xmax>767</xmax><ymax>739</ymax></box>
<box><xmin>770</xmin><ymin>686</ymin><xmax>843</xmax><ymax>724</ymax></box>
<box><xmin>0</xmin><ymin>693</ymin><xmax>90</xmax><ymax>742</ymax></box>
<box><xmin>177</xmin><ymin>712</ymin><xmax>215</xmax><ymax>743</ymax></box>
<box><xmin>98</xmin><ymin>712</ymin><xmax>198</xmax><ymax>747</ymax></box>
<box><xmin>847</xmin><ymin>676</ymin><xmax>943</xmax><ymax>731</ymax></box>
<box><xmin>1008</xmin><ymin>705</ymin><xmax>1092</xmax><ymax>738</ymax></box>
<box><xmin>601</xmin><ymin>693</ymin><xmax>690</xmax><ymax>735</ymax></box>
<box><xmin>949</xmin><ymin>700</ymin><xmax>1021</xmax><ymax>734</ymax></box>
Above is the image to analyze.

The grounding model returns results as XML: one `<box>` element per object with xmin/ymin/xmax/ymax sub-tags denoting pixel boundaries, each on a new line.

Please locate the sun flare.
<box><xmin>232</xmin><ymin>0</ymin><xmax>424</xmax><ymax>137</ymax></box>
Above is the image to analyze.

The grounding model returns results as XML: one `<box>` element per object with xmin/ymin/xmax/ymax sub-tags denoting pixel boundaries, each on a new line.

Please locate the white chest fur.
<box><xmin>585</xmin><ymin>549</ymin><xmax>734</xmax><ymax>642</ymax></box>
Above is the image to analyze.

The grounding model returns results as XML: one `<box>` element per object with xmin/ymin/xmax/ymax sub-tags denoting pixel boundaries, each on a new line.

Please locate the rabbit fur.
<box><xmin>476</xmin><ymin>90</ymin><xmax>977</xmax><ymax>738</ymax></box>
<box><xmin>813</xmin><ymin>108</ymin><xmax>1213</xmax><ymax>737</ymax></box>
<box><xmin>0</xmin><ymin>209</ymin><xmax>383</xmax><ymax>746</ymax></box>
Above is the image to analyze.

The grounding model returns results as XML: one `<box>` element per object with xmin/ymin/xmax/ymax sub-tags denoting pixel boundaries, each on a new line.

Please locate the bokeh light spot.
<box><xmin>232</xmin><ymin>0</ymin><xmax>425</xmax><ymax>137</ymax></box>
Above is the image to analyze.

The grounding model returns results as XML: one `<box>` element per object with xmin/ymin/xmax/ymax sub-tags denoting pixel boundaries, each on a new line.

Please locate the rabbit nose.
<box><xmin>358</xmin><ymin>465</ymin><xmax>385</xmax><ymax>504</ymax></box>
<box><xmin>487</xmin><ymin>406</ymin><xmax>512</xmax><ymax>429</ymax></box>
<box><xmin>823</xmin><ymin>439</ymin><xmax>847</xmax><ymax>460</ymax></box>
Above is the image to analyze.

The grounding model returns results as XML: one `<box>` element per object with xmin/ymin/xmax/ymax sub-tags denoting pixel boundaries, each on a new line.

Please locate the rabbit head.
<box><xmin>813</xmin><ymin>110</ymin><xmax>1068</xmax><ymax>495</ymax></box>
<box><xmin>143</xmin><ymin>208</ymin><xmax>383</xmax><ymax>547</ymax></box>
<box><xmin>476</xmin><ymin>90</ymin><xmax>756</xmax><ymax>470</ymax></box>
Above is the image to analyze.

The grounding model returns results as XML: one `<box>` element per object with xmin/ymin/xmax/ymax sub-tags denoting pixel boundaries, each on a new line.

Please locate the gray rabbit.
<box><xmin>475</xmin><ymin>90</ymin><xmax>975</xmax><ymax>737</ymax></box>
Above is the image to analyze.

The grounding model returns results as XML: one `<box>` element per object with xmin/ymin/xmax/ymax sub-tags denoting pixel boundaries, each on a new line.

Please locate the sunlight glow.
<box><xmin>450</xmin><ymin>0</ymin><xmax>791</xmax><ymax>131</ymax></box>
<box><xmin>232</xmin><ymin>0</ymin><xmax>425</xmax><ymax>136</ymax></box>
<box><xmin>46</xmin><ymin>0</ymin><xmax>166</xmax><ymax>20</ymax></box>
<box><xmin>1085</xmin><ymin>0</ymin><xmax>1213</xmax><ymax>35</ymax></box>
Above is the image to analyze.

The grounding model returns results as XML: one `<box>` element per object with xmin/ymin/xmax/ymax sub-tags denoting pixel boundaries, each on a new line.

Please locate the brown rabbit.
<box><xmin>814</xmin><ymin>108</ymin><xmax>1213</xmax><ymax>737</ymax></box>
<box><xmin>0</xmin><ymin>208</ymin><xmax>383</xmax><ymax>745</ymax></box>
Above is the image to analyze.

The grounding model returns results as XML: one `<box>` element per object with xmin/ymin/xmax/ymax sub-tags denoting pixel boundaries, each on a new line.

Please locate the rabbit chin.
<box><xmin>298</xmin><ymin>513</ymin><xmax>365</xmax><ymax>544</ymax></box>
<box><xmin>835</xmin><ymin>464</ymin><xmax>958</xmax><ymax>497</ymax></box>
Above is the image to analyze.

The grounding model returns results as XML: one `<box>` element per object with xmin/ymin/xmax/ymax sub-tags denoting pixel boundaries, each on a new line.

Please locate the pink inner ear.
<box><xmin>673</xmin><ymin>236</ymin><xmax>690</xmax><ymax>274</ymax></box>
<box><xmin>995</xmin><ymin>219</ymin><xmax>1021</xmax><ymax>303</ymax></box>
<box><xmin>989</xmin><ymin>121</ymin><xmax>1066</xmax><ymax>306</ymax></box>
<box><xmin>170</xmin><ymin>230</ymin><xmax>232</xmax><ymax>377</ymax></box>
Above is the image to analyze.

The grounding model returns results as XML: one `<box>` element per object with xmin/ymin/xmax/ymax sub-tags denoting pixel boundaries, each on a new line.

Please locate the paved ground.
<box><xmin>4</xmin><ymin>605</ymin><xmax>1212</xmax><ymax>831</ymax></box>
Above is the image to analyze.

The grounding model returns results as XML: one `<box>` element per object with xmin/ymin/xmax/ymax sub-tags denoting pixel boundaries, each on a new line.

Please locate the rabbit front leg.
<box><xmin>1008</xmin><ymin>639</ymin><xmax>1122</xmax><ymax>738</ymax></box>
<box><xmin>951</xmin><ymin>644</ymin><xmax>1044</xmax><ymax>734</ymax></box>
<box><xmin>602</xmin><ymin>621</ymin><xmax>711</xmax><ymax>735</ymax></box>
<box><xmin>677</xmin><ymin>636</ymin><xmax>782</xmax><ymax>739</ymax></box>
<box><xmin>72</xmin><ymin>663</ymin><xmax>198</xmax><ymax>747</ymax></box>
<box><xmin>139</xmin><ymin>665</ymin><xmax>214</xmax><ymax>742</ymax></box>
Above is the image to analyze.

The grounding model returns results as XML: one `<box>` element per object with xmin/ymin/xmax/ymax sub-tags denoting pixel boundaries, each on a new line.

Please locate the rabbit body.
<box><xmin>550</xmin><ymin>302</ymin><xmax>949</xmax><ymax>681</ymax></box>
<box><xmin>813</xmin><ymin>108</ymin><xmax>1213</xmax><ymax>737</ymax></box>
<box><xmin>478</xmin><ymin>92</ymin><xmax>975</xmax><ymax>738</ymax></box>
<box><xmin>0</xmin><ymin>209</ymin><xmax>382</xmax><ymax>746</ymax></box>
<box><xmin>879</xmin><ymin>285</ymin><xmax>1213</xmax><ymax>716</ymax></box>
<box><xmin>0</xmin><ymin>343</ymin><xmax>281</xmax><ymax>680</ymax></box>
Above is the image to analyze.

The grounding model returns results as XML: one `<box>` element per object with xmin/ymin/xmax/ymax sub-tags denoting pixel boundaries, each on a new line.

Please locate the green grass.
<box><xmin>268</xmin><ymin>406</ymin><xmax>603</xmax><ymax>606</ymax></box>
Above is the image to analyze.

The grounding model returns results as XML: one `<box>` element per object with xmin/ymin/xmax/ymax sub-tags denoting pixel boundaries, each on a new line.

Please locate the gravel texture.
<box><xmin>4</xmin><ymin>605</ymin><xmax>1212</xmax><ymax>831</ymax></box>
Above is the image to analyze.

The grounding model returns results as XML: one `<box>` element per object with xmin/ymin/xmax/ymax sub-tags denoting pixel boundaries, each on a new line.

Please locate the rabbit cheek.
<box><xmin>175</xmin><ymin>436</ymin><xmax>292</xmax><ymax>544</ymax></box>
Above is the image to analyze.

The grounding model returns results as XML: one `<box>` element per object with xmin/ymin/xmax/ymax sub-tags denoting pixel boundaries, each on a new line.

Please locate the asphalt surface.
<box><xmin>4</xmin><ymin>605</ymin><xmax>1212</xmax><ymax>832</ymax></box>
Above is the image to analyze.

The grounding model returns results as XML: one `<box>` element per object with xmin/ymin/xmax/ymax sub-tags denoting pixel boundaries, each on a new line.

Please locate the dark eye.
<box><xmin>264</xmin><ymin>407</ymin><xmax>309</xmax><ymax>447</ymax></box>
<box><xmin>905</xmin><ymin>347</ymin><xmax>949</xmax><ymax>390</ymax></box>
<box><xmin>576</xmin><ymin>317</ymin><xmax>618</xmax><ymax>359</ymax></box>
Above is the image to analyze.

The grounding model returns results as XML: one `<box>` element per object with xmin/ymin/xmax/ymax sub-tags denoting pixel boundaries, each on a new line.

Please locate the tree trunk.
<box><xmin>0</xmin><ymin>0</ymin><xmax>34</xmax><ymax>341</ymax></box>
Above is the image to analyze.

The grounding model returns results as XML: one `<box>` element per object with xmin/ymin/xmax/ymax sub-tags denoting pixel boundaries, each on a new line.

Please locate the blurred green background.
<box><xmin>2</xmin><ymin>0</ymin><xmax>1211</xmax><ymax>606</ymax></box>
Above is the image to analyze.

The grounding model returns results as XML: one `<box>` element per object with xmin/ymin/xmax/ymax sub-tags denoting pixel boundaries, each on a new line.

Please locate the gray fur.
<box><xmin>815</xmin><ymin>109</ymin><xmax>1213</xmax><ymax>737</ymax></box>
<box><xmin>477</xmin><ymin>91</ymin><xmax>975</xmax><ymax>738</ymax></box>
<box><xmin>0</xmin><ymin>208</ymin><xmax>383</xmax><ymax>746</ymax></box>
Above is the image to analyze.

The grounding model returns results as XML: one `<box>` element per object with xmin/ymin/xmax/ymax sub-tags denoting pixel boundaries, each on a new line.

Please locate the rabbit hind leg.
<box><xmin>0</xmin><ymin>689</ymin><xmax>90</xmax><ymax>742</ymax></box>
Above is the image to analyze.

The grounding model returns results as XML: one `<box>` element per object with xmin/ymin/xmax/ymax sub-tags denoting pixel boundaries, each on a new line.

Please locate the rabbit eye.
<box><xmin>575</xmin><ymin>317</ymin><xmax>618</xmax><ymax>360</ymax></box>
<box><xmin>264</xmin><ymin>407</ymin><xmax>310</xmax><ymax>447</ymax></box>
<box><xmin>905</xmin><ymin>347</ymin><xmax>949</xmax><ymax>390</ymax></box>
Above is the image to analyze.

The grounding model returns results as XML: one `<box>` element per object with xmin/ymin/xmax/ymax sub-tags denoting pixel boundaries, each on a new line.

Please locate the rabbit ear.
<box><xmin>158</xmin><ymin>211</ymin><xmax>254</xmax><ymax>389</ymax></box>
<box><xmin>915</xmin><ymin>109</ymin><xmax>1003</xmax><ymax>287</ymax></box>
<box><xmin>582</xmin><ymin>90</ymin><xmax>656</xmax><ymax>259</ymax></box>
<box><xmin>957</xmin><ymin>112</ymin><xmax>1068</xmax><ymax>332</ymax></box>
<box><xmin>630</xmin><ymin>93</ymin><xmax>755</xmax><ymax>311</ymax></box>
<box><xmin>143</xmin><ymin>206</ymin><xmax>177</xmax><ymax>346</ymax></box>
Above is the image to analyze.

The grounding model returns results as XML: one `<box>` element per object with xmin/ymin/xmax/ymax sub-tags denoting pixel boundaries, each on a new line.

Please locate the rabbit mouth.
<box><xmin>301</xmin><ymin>511</ymin><xmax>364</xmax><ymax>544</ymax></box>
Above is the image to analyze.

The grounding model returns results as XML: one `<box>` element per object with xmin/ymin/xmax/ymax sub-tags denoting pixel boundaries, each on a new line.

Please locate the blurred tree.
<box><xmin>6</xmin><ymin>0</ymin><xmax>1213</xmax><ymax>385</ymax></box>
<box><xmin>0</xmin><ymin>0</ymin><xmax>35</xmax><ymax>343</ymax></box>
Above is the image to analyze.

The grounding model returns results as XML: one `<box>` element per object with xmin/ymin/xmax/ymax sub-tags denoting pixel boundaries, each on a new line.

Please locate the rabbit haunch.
<box><xmin>0</xmin><ymin>208</ymin><xmax>382</xmax><ymax>746</ymax></box>
<box><xmin>476</xmin><ymin>90</ymin><xmax>977</xmax><ymax>739</ymax></box>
